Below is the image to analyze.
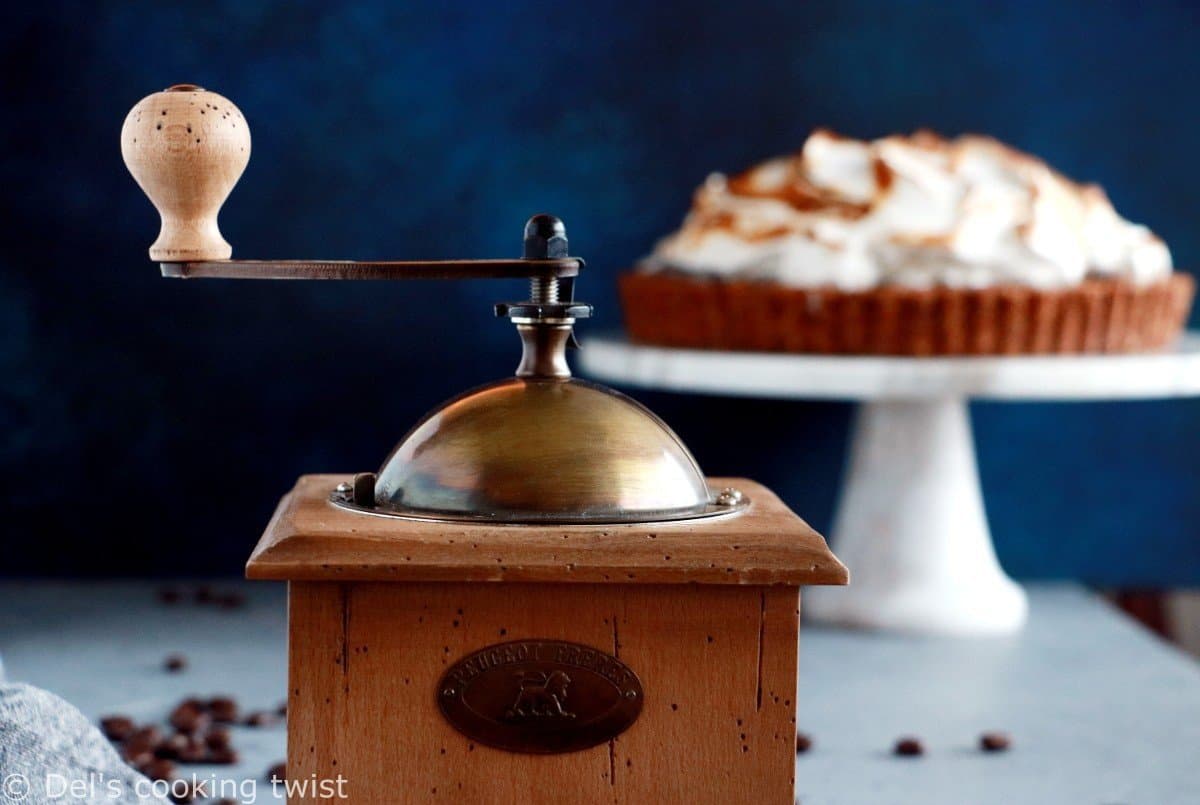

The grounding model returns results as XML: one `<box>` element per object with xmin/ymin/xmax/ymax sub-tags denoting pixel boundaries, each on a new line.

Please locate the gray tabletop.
<box><xmin>1</xmin><ymin>582</ymin><xmax>1197</xmax><ymax>805</ymax></box>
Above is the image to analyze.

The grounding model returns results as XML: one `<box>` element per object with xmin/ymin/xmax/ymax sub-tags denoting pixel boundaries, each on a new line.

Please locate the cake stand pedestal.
<box><xmin>580</xmin><ymin>333</ymin><xmax>1200</xmax><ymax>636</ymax></box>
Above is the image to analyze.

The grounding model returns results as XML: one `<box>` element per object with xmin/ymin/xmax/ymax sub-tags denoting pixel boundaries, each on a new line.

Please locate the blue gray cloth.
<box><xmin>0</xmin><ymin>682</ymin><xmax>165</xmax><ymax>804</ymax></box>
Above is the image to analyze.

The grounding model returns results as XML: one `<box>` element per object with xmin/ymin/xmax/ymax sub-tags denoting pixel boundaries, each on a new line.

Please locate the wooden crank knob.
<box><xmin>120</xmin><ymin>84</ymin><xmax>250</xmax><ymax>261</ymax></box>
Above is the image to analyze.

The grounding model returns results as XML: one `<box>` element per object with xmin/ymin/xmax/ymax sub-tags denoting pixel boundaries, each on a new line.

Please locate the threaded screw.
<box><xmin>530</xmin><ymin>276</ymin><xmax>560</xmax><ymax>304</ymax></box>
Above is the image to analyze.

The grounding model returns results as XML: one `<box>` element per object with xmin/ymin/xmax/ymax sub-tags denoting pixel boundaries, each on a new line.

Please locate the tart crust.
<box><xmin>618</xmin><ymin>272</ymin><xmax>1194</xmax><ymax>355</ymax></box>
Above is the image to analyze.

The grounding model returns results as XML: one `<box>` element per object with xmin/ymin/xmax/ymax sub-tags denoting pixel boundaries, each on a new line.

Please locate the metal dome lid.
<box><xmin>335</xmin><ymin>377</ymin><xmax>740</xmax><ymax>524</ymax></box>
<box><xmin>328</xmin><ymin>216</ymin><xmax>748</xmax><ymax>525</ymax></box>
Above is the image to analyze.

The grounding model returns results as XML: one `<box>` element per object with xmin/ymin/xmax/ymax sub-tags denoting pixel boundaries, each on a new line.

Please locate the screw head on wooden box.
<box><xmin>122</xmin><ymin>84</ymin><xmax>848</xmax><ymax>804</ymax></box>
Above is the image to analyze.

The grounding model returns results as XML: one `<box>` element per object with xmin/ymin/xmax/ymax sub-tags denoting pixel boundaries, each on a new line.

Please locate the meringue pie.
<box><xmin>620</xmin><ymin>130</ymin><xmax>1192</xmax><ymax>354</ymax></box>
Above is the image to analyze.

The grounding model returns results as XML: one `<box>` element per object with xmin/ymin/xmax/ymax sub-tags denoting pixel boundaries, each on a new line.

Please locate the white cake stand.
<box><xmin>580</xmin><ymin>333</ymin><xmax>1200</xmax><ymax>636</ymax></box>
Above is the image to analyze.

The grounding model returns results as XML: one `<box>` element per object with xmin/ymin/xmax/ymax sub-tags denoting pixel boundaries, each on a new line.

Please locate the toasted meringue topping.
<box><xmin>648</xmin><ymin>130</ymin><xmax>1172</xmax><ymax>290</ymax></box>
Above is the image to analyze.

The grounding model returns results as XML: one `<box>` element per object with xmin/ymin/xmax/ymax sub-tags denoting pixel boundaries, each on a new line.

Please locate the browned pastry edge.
<box><xmin>618</xmin><ymin>271</ymin><xmax>1194</xmax><ymax>355</ymax></box>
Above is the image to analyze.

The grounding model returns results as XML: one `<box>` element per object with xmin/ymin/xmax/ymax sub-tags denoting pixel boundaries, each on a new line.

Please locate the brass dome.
<box><xmin>365</xmin><ymin>377</ymin><xmax>725</xmax><ymax>524</ymax></box>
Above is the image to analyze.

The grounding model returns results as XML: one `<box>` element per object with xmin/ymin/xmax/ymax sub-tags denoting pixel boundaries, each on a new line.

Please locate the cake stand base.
<box><xmin>579</xmin><ymin>333</ymin><xmax>1200</xmax><ymax>636</ymax></box>
<box><xmin>804</xmin><ymin>398</ymin><xmax>1027</xmax><ymax>635</ymax></box>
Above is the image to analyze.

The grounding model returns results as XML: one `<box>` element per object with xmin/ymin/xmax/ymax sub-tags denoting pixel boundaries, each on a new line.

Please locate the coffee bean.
<box><xmin>138</xmin><ymin>757</ymin><xmax>176</xmax><ymax>782</ymax></box>
<box><xmin>795</xmin><ymin>732</ymin><xmax>813</xmax><ymax>753</ymax></box>
<box><xmin>123</xmin><ymin>745</ymin><xmax>155</xmax><ymax>767</ymax></box>
<box><xmin>204</xmin><ymin>726</ymin><xmax>232</xmax><ymax>751</ymax></box>
<box><xmin>163</xmin><ymin>654</ymin><xmax>187</xmax><ymax>673</ymax></box>
<box><xmin>207</xmin><ymin>747</ymin><xmax>240</xmax><ymax>765</ymax></box>
<box><xmin>276</xmin><ymin>701</ymin><xmax>288</xmax><ymax>717</ymax></box>
<box><xmin>208</xmin><ymin>696</ymin><xmax>239</xmax><ymax>724</ymax></box>
<box><xmin>217</xmin><ymin>592</ymin><xmax>246</xmax><ymax>609</ymax></box>
<box><xmin>244</xmin><ymin>710</ymin><xmax>278</xmax><ymax>727</ymax></box>
<box><xmin>194</xmin><ymin>586</ymin><xmax>215</xmax><ymax>604</ymax></box>
<box><xmin>124</xmin><ymin>725</ymin><xmax>162</xmax><ymax>755</ymax></box>
<box><xmin>168</xmin><ymin>780</ymin><xmax>204</xmax><ymax>803</ymax></box>
<box><xmin>169</xmin><ymin>700</ymin><xmax>209</xmax><ymax>734</ymax></box>
<box><xmin>177</xmin><ymin>742</ymin><xmax>209</xmax><ymax>764</ymax></box>
<box><xmin>154</xmin><ymin>733</ymin><xmax>191</xmax><ymax>760</ymax></box>
<box><xmin>893</xmin><ymin>737</ymin><xmax>924</xmax><ymax>757</ymax></box>
<box><xmin>980</xmin><ymin>731</ymin><xmax>1011</xmax><ymax>752</ymax></box>
<box><xmin>266</xmin><ymin>761</ymin><xmax>287</xmax><ymax>783</ymax></box>
<box><xmin>100</xmin><ymin>715</ymin><xmax>136</xmax><ymax>742</ymax></box>
<box><xmin>123</xmin><ymin>724</ymin><xmax>164</xmax><ymax>767</ymax></box>
<box><xmin>157</xmin><ymin>588</ymin><xmax>182</xmax><ymax>605</ymax></box>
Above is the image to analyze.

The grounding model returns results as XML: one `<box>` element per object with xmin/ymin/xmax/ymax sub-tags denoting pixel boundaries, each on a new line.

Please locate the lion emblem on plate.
<box><xmin>505</xmin><ymin>670</ymin><xmax>576</xmax><ymax>719</ymax></box>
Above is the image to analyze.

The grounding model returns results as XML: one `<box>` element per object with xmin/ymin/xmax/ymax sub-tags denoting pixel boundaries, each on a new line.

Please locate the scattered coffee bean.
<box><xmin>795</xmin><ymin>732</ymin><xmax>813</xmax><ymax>754</ymax></box>
<box><xmin>164</xmin><ymin>654</ymin><xmax>188</xmax><ymax>673</ymax></box>
<box><xmin>180</xmin><ymin>741</ymin><xmax>209</xmax><ymax>763</ymax></box>
<box><xmin>138</xmin><ymin>757</ymin><xmax>176</xmax><ymax>782</ymax></box>
<box><xmin>154</xmin><ymin>733</ymin><xmax>190</xmax><ymax>760</ymax></box>
<box><xmin>204</xmin><ymin>726</ymin><xmax>232</xmax><ymax>751</ymax></box>
<box><xmin>123</xmin><ymin>744</ymin><xmax>155</xmax><ymax>767</ymax></box>
<box><xmin>266</xmin><ymin>761</ymin><xmax>287</xmax><ymax>783</ymax></box>
<box><xmin>217</xmin><ymin>592</ymin><xmax>247</xmax><ymax>609</ymax></box>
<box><xmin>244</xmin><ymin>710</ymin><xmax>278</xmax><ymax>727</ymax></box>
<box><xmin>100</xmin><ymin>715</ymin><xmax>136</xmax><ymax>742</ymax></box>
<box><xmin>980</xmin><ymin>731</ymin><xmax>1011</xmax><ymax>752</ymax></box>
<box><xmin>157</xmin><ymin>587</ymin><xmax>183</xmax><ymax>605</ymax></box>
<box><xmin>276</xmin><ymin>701</ymin><xmax>288</xmax><ymax>717</ymax></box>
<box><xmin>171</xmin><ymin>732</ymin><xmax>211</xmax><ymax>763</ymax></box>
<box><xmin>194</xmin><ymin>586</ymin><xmax>215</xmax><ymax>604</ymax></box>
<box><xmin>208</xmin><ymin>696</ymin><xmax>239</xmax><ymax>724</ymax></box>
<box><xmin>123</xmin><ymin>724</ymin><xmax>163</xmax><ymax>763</ymax></box>
<box><xmin>893</xmin><ymin>737</ymin><xmax>924</xmax><ymax>757</ymax></box>
<box><xmin>107</xmin><ymin>694</ymin><xmax>288</xmax><ymax>780</ymax></box>
<box><xmin>168</xmin><ymin>780</ymin><xmax>203</xmax><ymax>803</ymax></box>
<box><xmin>169</xmin><ymin>700</ymin><xmax>209</xmax><ymax>734</ymax></box>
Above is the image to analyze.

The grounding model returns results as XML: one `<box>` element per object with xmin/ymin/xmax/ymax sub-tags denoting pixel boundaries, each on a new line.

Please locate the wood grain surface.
<box><xmin>287</xmin><ymin>581</ymin><xmax>801</xmax><ymax>804</ymax></box>
<box><xmin>120</xmin><ymin>85</ymin><xmax>250</xmax><ymax>261</ymax></box>
<box><xmin>247</xmin><ymin>475</ymin><xmax>847</xmax><ymax>587</ymax></box>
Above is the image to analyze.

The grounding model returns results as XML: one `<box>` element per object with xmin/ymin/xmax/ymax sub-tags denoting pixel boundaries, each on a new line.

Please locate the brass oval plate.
<box><xmin>438</xmin><ymin>639</ymin><xmax>643</xmax><ymax>754</ymax></box>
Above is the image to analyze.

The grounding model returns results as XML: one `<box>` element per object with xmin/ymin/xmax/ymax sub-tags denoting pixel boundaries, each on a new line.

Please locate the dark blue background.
<box><xmin>2</xmin><ymin>1</ymin><xmax>1197</xmax><ymax>581</ymax></box>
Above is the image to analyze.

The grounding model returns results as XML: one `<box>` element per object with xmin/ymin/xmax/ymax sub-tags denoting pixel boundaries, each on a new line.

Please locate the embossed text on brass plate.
<box><xmin>438</xmin><ymin>639</ymin><xmax>643</xmax><ymax>754</ymax></box>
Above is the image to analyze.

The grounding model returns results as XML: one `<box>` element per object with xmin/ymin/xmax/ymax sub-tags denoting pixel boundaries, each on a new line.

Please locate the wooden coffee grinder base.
<box><xmin>248</xmin><ymin>475</ymin><xmax>847</xmax><ymax>804</ymax></box>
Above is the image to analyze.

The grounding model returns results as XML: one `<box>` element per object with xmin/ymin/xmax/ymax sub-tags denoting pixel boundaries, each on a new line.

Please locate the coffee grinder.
<box><xmin>122</xmin><ymin>84</ymin><xmax>847</xmax><ymax>804</ymax></box>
